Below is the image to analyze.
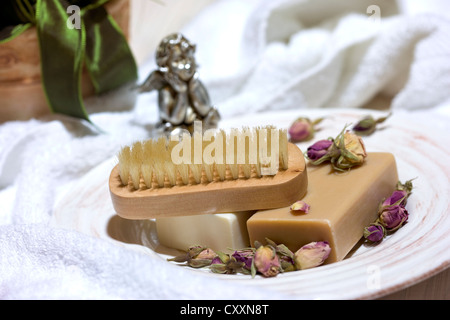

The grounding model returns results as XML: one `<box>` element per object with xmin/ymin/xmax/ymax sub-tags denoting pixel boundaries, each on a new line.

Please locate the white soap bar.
<box><xmin>156</xmin><ymin>211</ymin><xmax>255</xmax><ymax>253</ymax></box>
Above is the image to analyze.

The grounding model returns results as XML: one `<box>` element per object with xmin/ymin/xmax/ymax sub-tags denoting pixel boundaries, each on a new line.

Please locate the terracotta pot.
<box><xmin>0</xmin><ymin>0</ymin><xmax>130</xmax><ymax>122</ymax></box>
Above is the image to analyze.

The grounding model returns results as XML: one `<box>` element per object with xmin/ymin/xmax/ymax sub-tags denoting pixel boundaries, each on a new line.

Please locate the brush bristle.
<box><xmin>130</xmin><ymin>141</ymin><xmax>143</xmax><ymax>189</ymax></box>
<box><xmin>117</xmin><ymin>126</ymin><xmax>290</xmax><ymax>190</ymax></box>
<box><xmin>279</xmin><ymin>128</ymin><xmax>289</xmax><ymax>170</ymax></box>
<box><xmin>117</xmin><ymin>145</ymin><xmax>131</xmax><ymax>185</ymax></box>
<box><xmin>153</xmin><ymin>137</ymin><xmax>167</xmax><ymax>187</ymax></box>
<box><xmin>141</xmin><ymin>140</ymin><xmax>153</xmax><ymax>188</ymax></box>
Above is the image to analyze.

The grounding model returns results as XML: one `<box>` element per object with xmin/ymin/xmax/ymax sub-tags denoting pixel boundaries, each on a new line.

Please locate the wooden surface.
<box><xmin>109</xmin><ymin>142</ymin><xmax>308</xmax><ymax>219</ymax></box>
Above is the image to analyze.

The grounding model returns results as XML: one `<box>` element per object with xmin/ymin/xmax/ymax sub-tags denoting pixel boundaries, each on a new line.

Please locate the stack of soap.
<box><xmin>153</xmin><ymin>142</ymin><xmax>309</xmax><ymax>253</ymax></box>
<box><xmin>155</xmin><ymin>152</ymin><xmax>398</xmax><ymax>264</ymax></box>
<box><xmin>246</xmin><ymin>152</ymin><xmax>398</xmax><ymax>263</ymax></box>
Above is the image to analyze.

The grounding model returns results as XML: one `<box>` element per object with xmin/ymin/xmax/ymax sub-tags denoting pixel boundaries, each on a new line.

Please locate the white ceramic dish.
<box><xmin>52</xmin><ymin>108</ymin><xmax>450</xmax><ymax>299</ymax></box>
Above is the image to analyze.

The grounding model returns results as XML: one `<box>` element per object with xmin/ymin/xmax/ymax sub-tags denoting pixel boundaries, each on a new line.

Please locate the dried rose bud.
<box><xmin>306</xmin><ymin>139</ymin><xmax>333</xmax><ymax>162</ymax></box>
<box><xmin>307</xmin><ymin>126</ymin><xmax>369</xmax><ymax>172</ymax></box>
<box><xmin>352</xmin><ymin>113</ymin><xmax>391</xmax><ymax>136</ymax></box>
<box><xmin>253</xmin><ymin>245</ymin><xmax>281</xmax><ymax>277</ymax></box>
<box><xmin>211</xmin><ymin>256</ymin><xmax>222</xmax><ymax>265</ymax></box>
<box><xmin>364</xmin><ymin>224</ymin><xmax>385</xmax><ymax>242</ymax></box>
<box><xmin>288</xmin><ymin>117</ymin><xmax>313</xmax><ymax>142</ymax></box>
<box><xmin>210</xmin><ymin>251</ymin><xmax>247</xmax><ymax>274</ymax></box>
<box><xmin>188</xmin><ymin>258</ymin><xmax>214</xmax><ymax>268</ymax></box>
<box><xmin>279</xmin><ymin>255</ymin><xmax>296</xmax><ymax>272</ymax></box>
<box><xmin>382</xmin><ymin>190</ymin><xmax>408</xmax><ymax>208</ymax></box>
<box><xmin>352</xmin><ymin>116</ymin><xmax>377</xmax><ymax>135</ymax></box>
<box><xmin>195</xmin><ymin>248</ymin><xmax>217</xmax><ymax>260</ymax></box>
<box><xmin>379</xmin><ymin>205</ymin><xmax>409</xmax><ymax>230</ymax></box>
<box><xmin>168</xmin><ymin>246</ymin><xmax>216</xmax><ymax>268</ymax></box>
<box><xmin>290</xmin><ymin>200</ymin><xmax>310</xmax><ymax>213</ymax></box>
<box><xmin>187</xmin><ymin>245</ymin><xmax>205</xmax><ymax>256</ymax></box>
<box><xmin>188</xmin><ymin>246</ymin><xmax>216</xmax><ymax>268</ymax></box>
<box><xmin>342</xmin><ymin>131</ymin><xmax>367</xmax><ymax>165</ymax></box>
<box><xmin>232</xmin><ymin>249</ymin><xmax>254</xmax><ymax>270</ymax></box>
<box><xmin>330</xmin><ymin>130</ymin><xmax>367</xmax><ymax>171</ymax></box>
<box><xmin>264</xmin><ymin>238</ymin><xmax>295</xmax><ymax>272</ymax></box>
<box><xmin>396</xmin><ymin>179</ymin><xmax>414</xmax><ymax>195</ymax></box>
<box><xmin>363</xmin><ymin>178</ymin><xmax>414</xmax><ymax>244</ymax></box>
<box><xmin>294</xmin><ymin>241</ymin><xmax>331</xmax><ymax>270</ymax></box>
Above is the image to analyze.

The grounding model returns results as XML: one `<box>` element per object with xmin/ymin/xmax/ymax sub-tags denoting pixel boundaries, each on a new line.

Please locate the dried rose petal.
<box><xmin>290</xmin><ymin>201</ymin><xmax>310</xmax><ymax>213</ymax></box>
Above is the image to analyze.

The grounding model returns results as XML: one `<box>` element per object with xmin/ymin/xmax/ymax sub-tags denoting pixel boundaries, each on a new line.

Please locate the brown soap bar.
<box><xmin>247</xmin><ymin>152</ymin><xmax>398</xmax><ymax>264</ymax></box>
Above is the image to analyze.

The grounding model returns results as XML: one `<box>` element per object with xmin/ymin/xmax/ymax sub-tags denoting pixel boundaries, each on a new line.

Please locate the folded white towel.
<box><xmin>180</xmin><ymin>0</ymin><xmax>450</xmax><ymax>118</ymax></box>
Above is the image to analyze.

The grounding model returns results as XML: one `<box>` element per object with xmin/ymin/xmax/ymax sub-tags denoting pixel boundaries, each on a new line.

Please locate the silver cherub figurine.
<box><xmin>138</xmin><ymin>33</ymin><xmax>220</xmax><ymax>133</ymax></box>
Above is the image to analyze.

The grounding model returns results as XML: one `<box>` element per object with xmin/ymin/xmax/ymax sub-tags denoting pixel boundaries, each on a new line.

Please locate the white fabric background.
<box><xmin>1</xmin><ymin>0</ymin><xmax>449</xmax><ymax>299</ymax></box>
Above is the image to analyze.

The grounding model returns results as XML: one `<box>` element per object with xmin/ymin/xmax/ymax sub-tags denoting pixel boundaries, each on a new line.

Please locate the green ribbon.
<box><xmin>0</xmin><ymin>0</ymin><xmax>138</xmax><ymax>124</ymax></box>
<box><xmin>83</xmin><ymin>3</ymin><xmax>138</xmax><ymax>94</ymax></box>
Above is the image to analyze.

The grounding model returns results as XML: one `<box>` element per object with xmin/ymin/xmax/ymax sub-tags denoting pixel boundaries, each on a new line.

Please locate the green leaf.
<box><xmin>276</xmin><ymin>244</ymin><xmax>294</xmax><ymax>259</ymax></box>
<box><xmin>215</xmin><ymin>251</ymin><xmax>230</xmax><ymax>264</ymax></box>
<box><xmin>250</xmin><ymin>259</ymin><xmax>257</xmax><ymax>278</ymax></box>
<box><xmin>253</xmin><ymin>240</ymin><xmax>262</xmax><ymax>249</ymax></box>
<box><xmin>264</xmin><ymin>238</ymin><xmax>277</xmax><ymax>248</ymax></box>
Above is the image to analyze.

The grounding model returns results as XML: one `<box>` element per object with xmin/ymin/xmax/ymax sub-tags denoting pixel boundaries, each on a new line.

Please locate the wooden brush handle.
<box><xmin>109</xmin><ymin>143</ymin><xmax>307</xmax><ymax>219</ymax></box>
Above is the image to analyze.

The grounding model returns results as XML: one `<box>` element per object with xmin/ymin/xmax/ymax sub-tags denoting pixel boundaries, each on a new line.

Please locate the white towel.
<box><xmin>180</xmin><ymin>0</ymin><xmax>450</xmax><ymax>118</ymax></box>
<box><xmin>1</xmin><ymin>0</ymin><xmax>449</xmax><ymax>299</ymax></box>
